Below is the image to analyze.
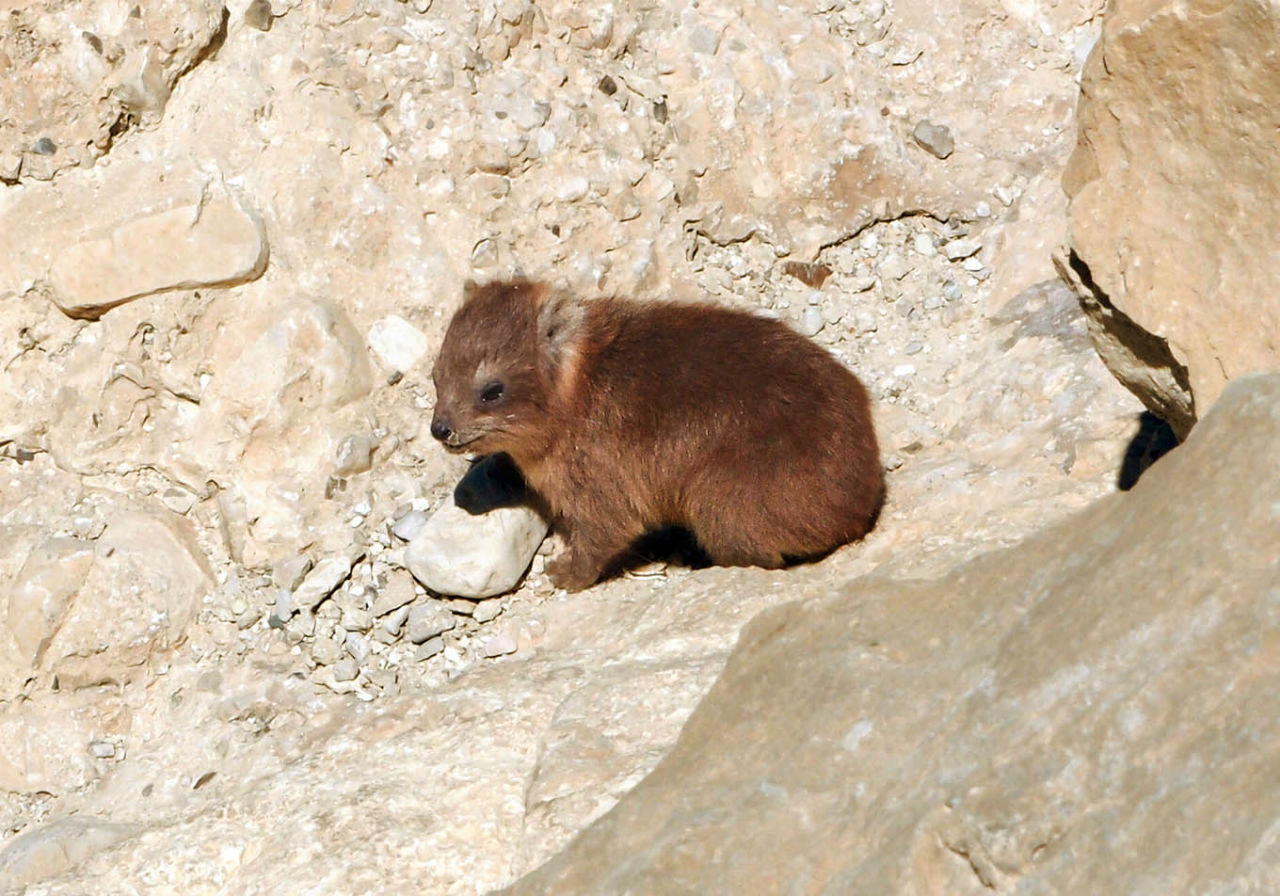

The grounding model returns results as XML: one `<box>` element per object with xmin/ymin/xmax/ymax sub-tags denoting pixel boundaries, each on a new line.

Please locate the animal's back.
<box><xmin>555</xmin><ymin>299</ymin><xmax>883</xmax><ymax>565</ymax></box>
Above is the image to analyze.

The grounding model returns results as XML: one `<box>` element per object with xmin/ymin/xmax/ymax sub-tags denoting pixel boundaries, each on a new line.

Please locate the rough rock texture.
<box><xmin>0</xmin><ymin>0</ymin><xmax>228</xmax><ymax>182</ymax></box>
<box><xmin>1063</xmin><ymin>0</ymin><xmax>1280</xmax><ymax>436</ymax></box>
<box><xmin>509</xmin><ymin>374</ymin><xmax>1280</xmax><ymax>895</ymax></box>
<box><xmin>0</xmin><ymin>0</ymin><xmax>1216</xmax><ymax>891</ymax></box>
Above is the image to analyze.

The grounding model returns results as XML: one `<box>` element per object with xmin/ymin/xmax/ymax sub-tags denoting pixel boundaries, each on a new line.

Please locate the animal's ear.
<box><xmin>535</xmin><ymin>288</ymin><xmax>586</xmax><ymax>375</ymax></box>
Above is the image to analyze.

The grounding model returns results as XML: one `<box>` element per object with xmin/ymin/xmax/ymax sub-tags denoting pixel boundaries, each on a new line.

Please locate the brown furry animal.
<box><xmin>430</xmin><ymin>279</ymin><xmax>884</xmax><ymax>591</ymax></box>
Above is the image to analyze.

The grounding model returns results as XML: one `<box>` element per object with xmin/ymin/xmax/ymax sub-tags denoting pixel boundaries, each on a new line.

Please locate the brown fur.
<box><xmin>430</xmin><ymin>279</ymin><xmax>884</xmax><ymax>591</ymax></box>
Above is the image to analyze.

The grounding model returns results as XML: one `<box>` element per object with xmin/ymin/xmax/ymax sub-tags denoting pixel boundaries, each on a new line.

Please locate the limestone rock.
<box><xmin>1063</xmin><ymin>0</ymin><xmax>1280</xmax><ymax>435</ymax></box>
<box><xmin>0</xmin><ymin>1</ymin><xmax>228</xmax><ymax>182</ymax></box>
<box><xmin>48</xmin><ymin>195</ymin><xmax>269</xmax><ymax>319</ymax></box>
<box><xmin>508</xmin><ymin>374</ymin><xmax>1280</xmax><ymax>894</ymax></box>
<box><xmin>405</xmin><ymin>493</ymin><xmax>547</xmax><ymax>599</ymax></box>
<box><xmin>0</xmin><ymin>509</ymin><xmax>211</xmax><ymax>697</ymax></box>
<box><xmin>0</xmin><ymin>817</ymin><xmax>138</xmax><ymax>889</ymax></box>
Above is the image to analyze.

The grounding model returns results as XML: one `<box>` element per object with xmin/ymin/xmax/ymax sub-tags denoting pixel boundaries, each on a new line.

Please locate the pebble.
<box><xmin>244</xmin><ymin>0</ymin><xmax>273</xmax><ymax>31</ymax></box>
<box><xmin>904</xmin><ymin>342</ymin><xmax>924</xmax><ymax>356</ymax></box>
<box><xmin>942</xmin><ymin>280</ymin><xmax>963</xmax><ymax>301</ymax></box>
<box><xmin>310</xmin><ymin>634</ymin><xmax>345</xmax><ymax>666</ymax></box>
<box><xmin>32</xmin><ymin>137</ymin><xmax>56</xmax><ymax>156</ymax></box>
<box><xmin>293</xmin><ymin>556</ymin><xmax>353</xmax><ymax>611</ymax></box>
<box><xmin>407</xmin><ymin>603</ymin><xmax>457</xmax><ymax>644</ymax></box>
<box><xmin>416</xmin><ymin>637</ymin><xmax>445</xmax><ymax>661</ymax></box>
<box><xmin>975</xmin><ymin>200</ymin><xmax>992</xmax><ymax>218</ymax></box>
<box><xmin>922</xmin><ymin>295</ymin><xmax>946</xmax><ymax>311</ymax></box>
<box><xmin>390</xmin><ymin>510</ymin><xmax>429</xmax><ymax>542</ymax></box>
<box><xmin>943</xmin><ymin>238</ymin><xmax>982</xmax><ymax>261</ymax></box>
<box><xmin>160</xmin><ymin>487</ymin><xmax>196</xmax><ymax>515</ymax></box>
<box><xmin>482</xmin><ymin>633</ymin><xmax>518</xmax><ymax>658</ymax></box>
<box><xmin>962</xmin><ymin>257</ymin><xmax>985</xmax><ymax>272</ymax></box>
<box><xmin>331</xmin><ymin>657</ymin><xmax>359</xmax><ymax>682</ymax></box>
<box><xmin>267</xmin><ymin>589</ymin><xmax>294</xmax><ymax>628</ymax></box>
<box><xmin>271</xmin><ymin>555</ymin><xmax>313</xmax><ymax>592</ymax></box>
<box><xmin>334</xmin><ymin>435</ymin><xmax>373</xmax><ymax>477</ymax></box>
<box><xmin>892</xmin><ymin>363</ymin><xmax>917</xmax><ymax>377</ymax></box>
<box><xmin>800</xmin><ymin>306</ymin><xmax>825</xmax><ymax>337</ymax></box>
<box><xmin>344</xmin><ymin>632</ymin><xmax>372</xmax><ymax>663</ymax></box>
<box><xmin>89</xmin><ymin>740</ymin><xmax>117</xmax><ymax>759</ymax></box>
<box><xmin>370</xmin><ymin>569</ymin><xmax>417</xmax><ymax>616</ymax></box>
<box><xmin>341</xmin><ymin>608</ymin><xmax>372</xmax><ymax>633</ymax></box>
<box><xmin>367</xmin><ymin>315</ymin><xmax>429</xmax><ymax>373</ymax></box>
<box><xmin>381</xmin><ymin>604</ymin><xmax>411</xmax><ymax>636</ymax></box>
<box><xmin>472</xmin><ymin>600</ymin><xmax>503</xmax><ymax>624</ymax></box>
<box><xmin>912</xmin><ymin>233</ymin><xmax>936</xmax><ymax>256</ymax></box>
<box><xmin>912</xmin><ymin>120</ymin><xmax>954</xmax><ymax>159</ymax></box>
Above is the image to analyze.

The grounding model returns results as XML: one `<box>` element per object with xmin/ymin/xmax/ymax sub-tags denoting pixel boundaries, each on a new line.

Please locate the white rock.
<box><xmin>293</xmin><ymin>556</ymin><xmax>353</xmax><ymax>611</ymax></box>
<box><xmin>943</xmin><ymin>238</ymin><xmax>982</xmax><ymax>260</ymax></box>
<box><xmin>367</xmin><ymin>315</ymin><xmax>430</xmax><ymax>372</ymax></box>
<box><xmin>405</xmin><ymin>494</ymin><xmax>547</xmax><ymax>599</ymax></box>
<box><xmin>48</xmin><ymin>195</ymin><xmax>268</xmax><ymax>319</ymax></box>
<box><xmin>407</xmin><ymin>602</ymin><xmax>457</xmax><ymax>644</ymax></box>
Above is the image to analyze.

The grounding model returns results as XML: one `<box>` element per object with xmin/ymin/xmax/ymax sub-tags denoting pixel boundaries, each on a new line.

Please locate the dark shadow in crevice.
<box><xmin>1117</xmin><ymin>411</ymin><xmax>1180</xmax><ymax>491</ymax></box>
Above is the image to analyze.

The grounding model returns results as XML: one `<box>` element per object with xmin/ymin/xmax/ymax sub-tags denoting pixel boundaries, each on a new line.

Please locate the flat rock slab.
<box><xmin>48</xmin><ymin>196</ymin><xmax>268</xmax><ymax>319</ymax></box>
<box><xmin>508</xmin><ymin>374</ymin><xmax>1280</xmax><ymax>894</ymax></box>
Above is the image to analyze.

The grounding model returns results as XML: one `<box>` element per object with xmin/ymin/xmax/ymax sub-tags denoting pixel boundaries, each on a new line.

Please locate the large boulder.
<box><xmin>1063</xmin><ymin>0</ymin><xmax>1280</xmax><ymax>436</ymax></box>
<box><xmin>508</xmin><ymin>374</ymin><xmax>1280</xmax><ymax>894</ymax></box>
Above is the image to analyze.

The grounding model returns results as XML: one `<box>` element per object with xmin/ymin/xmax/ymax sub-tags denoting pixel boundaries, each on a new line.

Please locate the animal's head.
<box><xmin>430</xmin><ymin>279</ymin><xmax>584</xmax><ymax>458</ymax></box>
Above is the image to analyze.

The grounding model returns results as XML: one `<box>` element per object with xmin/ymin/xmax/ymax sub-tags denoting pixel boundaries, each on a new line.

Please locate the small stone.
<box><xmin>32</xmin><ymin>138</ymin><xmax>57</xmax><ymax>156</ymax></box>
<box><xmin>382</xmin><ymin>604</ymin><xmax>411</xmax><ymax>636</ymax></box>
<box><xmin>390</xmin><ymin>510</ymin><xmax>429</xmax><ymax>542</ymax></box>
<box><xmin>344</xmin><ymin>632</ymin><xmax>372</xmax><ymax>663</ymax></box>
<box><xmin>341</xmin><ymin>608</ymin><xmax>372</xmax><ymax>633</ymax></box>
<box><xmin>415</xmin><ymin>636</ymin><xmax>445</xmax><ymax>661</ymax></box>
<box><xmin>473</xmin><ymin>600</ymin><xmax>503</xmax><ymax>624</ymax></box>
<box><xmin>244</xmin><ymin>0</ymin><xmax>273</xmax><ymax>31</ymax></box>
<box><xmin>963</xmin><ymin>257</ymin><xmax>986</xmax><ymax>272</ymax></box>
<box><xmin>310</xmin><ymin>634</ymin><xmax>345</xmax><ymax>666</ymax></box>
<box><xmin>942</xmin><ymin>280</ymin><xmax>963</xmax><ymax>301</ymax></box>
<box><xmin>371</xmin><ymin>569</ymin><xmax>417</xmax><ymax>616</ymax></box>
<box><xmin>447</xmin><ymin>598</ymin><xmax>477</xmax><ymax>617</ymax></box>
<box><xmin>912</xmin><ymin>120</ymin><xmax>954</xmax><ymax>159</ymax></box>
<box><xmin>267</xmin><ymin>589</ymin><xmax>294</xmax><ymax>627</ymax></box>
<box><xmin>482</xmin><ymin>633</ymin><xmax>518</xmax><ymax>658</ymax></box>
<box><xmin>943</xmin><ymin>238</ymin><xmax>982</xmax><ymax>261</ymax></box>
<box><xmin>407</xmin><ymin>602</ymin><xmax>456</xmax><ymax>644</ymax></box>
<box><xmin>800</xmin><ymin>306</ymin><xmax>825</xmax><ymax>337</ymax></box>
<box><xmin>975</xmin><ymin>200</ymin><xmax>992</xmax><ymax>218</ymax></box>
<box><xmin>160</xmin><ymin>487</ymin><xmax>196</xmax><ymax>515</ymax></box>
<box><xmin>892</xmin><ymin>363</ymin><xmax>917</xmax><ymax>377</ymax></box>
<box><xmin>904</xmin><ymin>342</ymin><xmax>924</xmax><ymax>356</ymax></box>
<box><xmin>885</xmin><ymin>454</ymin><xmax>905</xmax><ymax>471</ymax></box>
<box><xmin>912</xmin><ymin>233</ymin><xmax>936</xmax><ymax>256</ymax></box>
<box><xmin>271</xmin><ymin>555</ymin><xmax>312</xmax><ymax>591</ymax></box>
<box><xmin>331</xmin><ymin>657</ymin><xmax>359</xmax><ymax>682</ymax></box>
<box><xmin>597</xmin><ymin>75</ymin><xmax>617</xmax><ymax>96</ymax></box>
<box><xmin>293</xmin><ymin>556</ymin><xmax>353</xmax><ymax>611</ymax></box>
<box><xmin>334</xmin><ymin>435</ymin><xmax>372</xmax><ymax>477</ymax></box>
<box><xmin>405</xmin><ymin>492</ymin><xmax>547</xmax><ymax>599</ymax></box>
<box><xmin>922</xmin><ymin>295</ymin><xmax>946</xmax><ymax>311</ymax></box>
<box><xmin>368</xmin><ymin>315</ymin><xmax>429</xmax><ymax>373</ymax></box>
<box><xmin>89</xmin><ymin>740</ymin><xmax>116</xmax><ymax>759</ymax></box>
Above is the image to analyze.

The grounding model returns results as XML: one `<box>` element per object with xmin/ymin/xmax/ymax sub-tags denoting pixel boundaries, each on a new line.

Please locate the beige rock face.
<box><xmin>1064</xmin><ymin>0</ymin><xmax>1280</xmax><ymax>436</ymax></box>
<box><xmin>0</xmin><ymin>0</ymin><xmax>227</xmax><ymax>182</ymax></box>
<box><xmin>509</xmin><ymin>374</ymin><xmax>1280</xmax><ymax>895</ymax></box>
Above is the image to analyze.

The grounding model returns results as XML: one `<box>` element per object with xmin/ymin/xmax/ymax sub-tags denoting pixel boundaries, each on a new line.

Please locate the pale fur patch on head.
<box><xmin>535</xmin><ymin>288</ymin><xmax>588</xmax><ymax>401</ymax></box>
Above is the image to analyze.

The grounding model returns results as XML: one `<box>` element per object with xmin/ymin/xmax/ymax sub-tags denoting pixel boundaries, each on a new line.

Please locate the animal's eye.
<box><xmin>478</xmin><ymin>381</ymin><xmax>505</xmax><ymax>404</ymax></box>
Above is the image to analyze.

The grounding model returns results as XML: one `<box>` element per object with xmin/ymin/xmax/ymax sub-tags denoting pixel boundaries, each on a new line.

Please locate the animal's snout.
<box><xmin>430</xmin><ymin>417</ymin><xmax>453</xmax><ymax>442</ymax></box>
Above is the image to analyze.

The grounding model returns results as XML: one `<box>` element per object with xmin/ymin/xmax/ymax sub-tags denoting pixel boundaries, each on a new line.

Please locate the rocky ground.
<box><xmin>4</xmin><ymin>0</ymin><xmax>1272</xmax><ymax>892</ymax></box>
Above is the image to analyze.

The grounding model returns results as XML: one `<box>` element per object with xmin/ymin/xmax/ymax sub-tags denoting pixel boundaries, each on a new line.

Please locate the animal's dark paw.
<box><xmin>545</xmin><ymin>553</ymin><xmax>598</xmax><ymax>592</ymax></box>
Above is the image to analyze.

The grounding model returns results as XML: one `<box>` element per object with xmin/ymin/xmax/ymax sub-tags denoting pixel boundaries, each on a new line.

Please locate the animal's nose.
<box><xmin>430</xmin><ymin>417</ymin><xmax>453</xmax><ymax>442</ymax></box>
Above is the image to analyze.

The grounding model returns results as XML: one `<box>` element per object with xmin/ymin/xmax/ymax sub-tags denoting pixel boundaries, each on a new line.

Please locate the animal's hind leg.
<box><xmin>694</xmin><ymin>528</ymin><xmax>786</xmax><ymax>571</ymax></box>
